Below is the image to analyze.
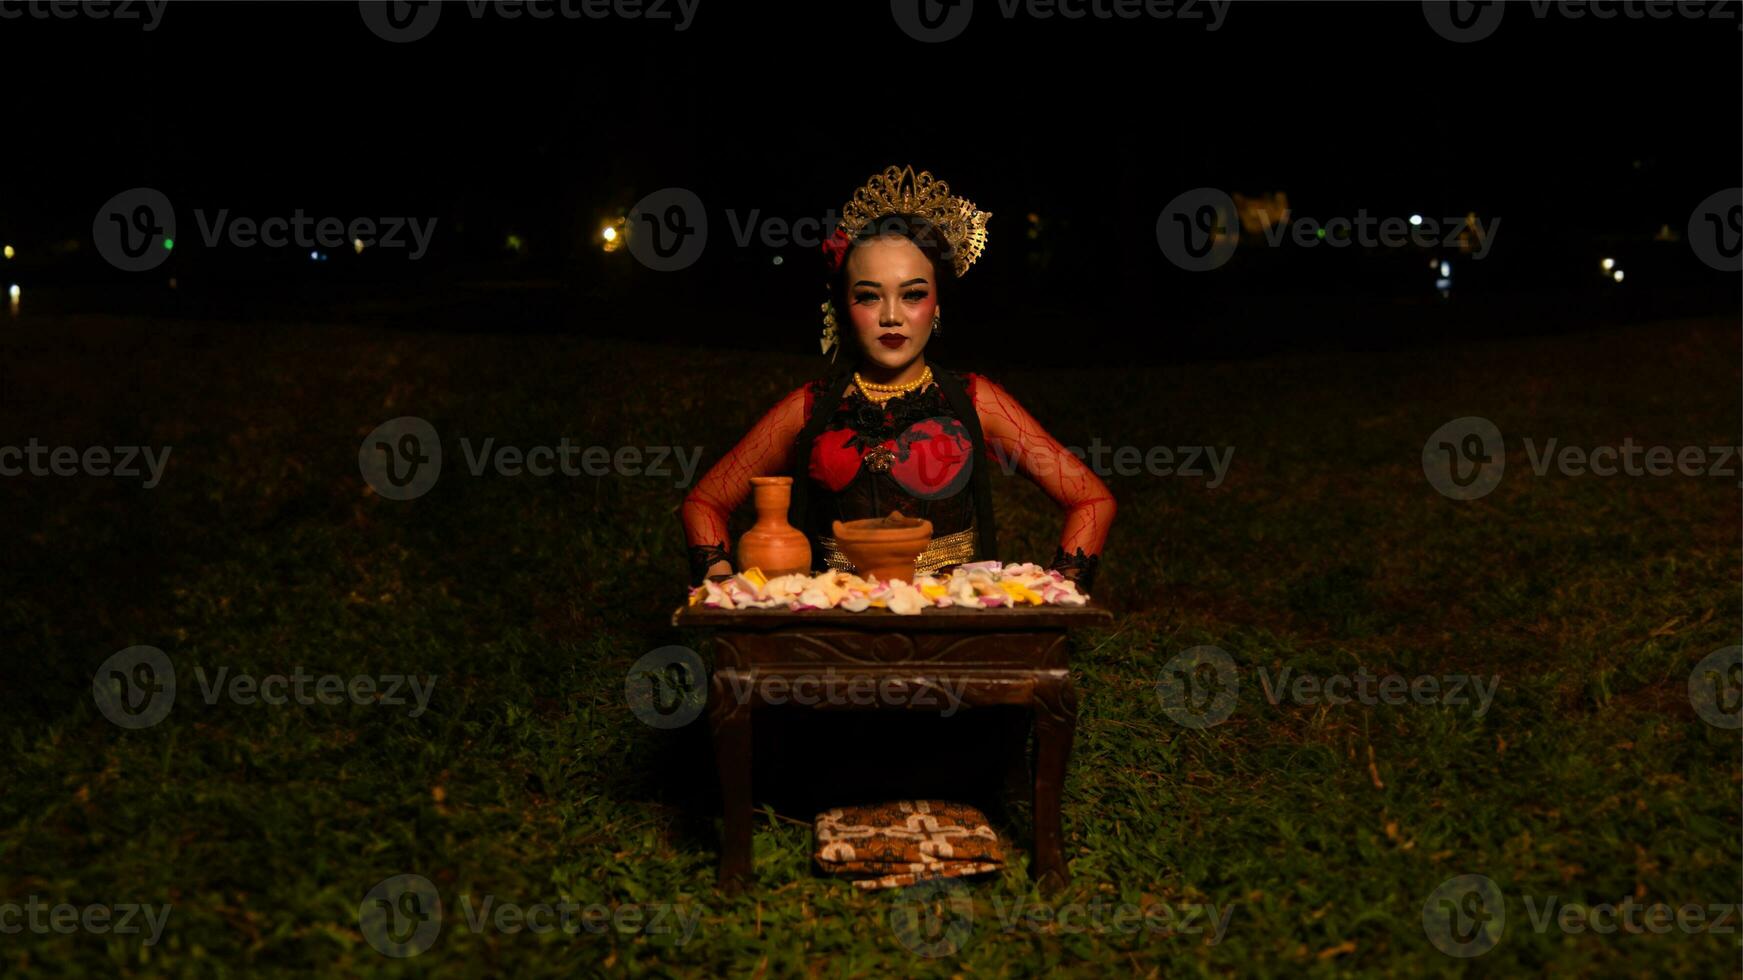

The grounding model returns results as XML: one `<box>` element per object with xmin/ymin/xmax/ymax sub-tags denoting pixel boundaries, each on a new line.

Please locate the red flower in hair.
<box><xmin>821</xmin><ymin>227</ymin><xmax>852</xmax><ymax>273</ymax></box>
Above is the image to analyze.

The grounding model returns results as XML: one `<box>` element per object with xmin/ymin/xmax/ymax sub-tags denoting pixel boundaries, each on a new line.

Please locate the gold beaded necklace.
<box><xmin>853</xmin><ymin>365</ymin><xmax>933</xmax><ymax>404</ymax></box>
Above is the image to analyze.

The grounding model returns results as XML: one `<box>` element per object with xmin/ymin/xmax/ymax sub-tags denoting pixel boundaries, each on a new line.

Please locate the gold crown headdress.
<box><xmin>819</xmin><ymin>165</ymin><xmax>991</xmax><ymax>360</ymax></box>
<box><xmin>836</xmin><ymin>164</ymin><xmax>991</xmax><ymax>278</ymax></box>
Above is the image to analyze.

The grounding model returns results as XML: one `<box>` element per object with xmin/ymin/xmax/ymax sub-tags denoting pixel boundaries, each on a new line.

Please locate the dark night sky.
<box><xmin>2</xmin><ymin>1</ymin><xmax>1738</xmax><ymax>357</ymax></box>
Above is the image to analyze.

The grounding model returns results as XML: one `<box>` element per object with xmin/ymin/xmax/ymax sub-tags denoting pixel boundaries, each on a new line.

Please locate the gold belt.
<box><xmin>817</xmin><ymin>524</ymin><xmax>979</xmax><ymax>578</ymax></box>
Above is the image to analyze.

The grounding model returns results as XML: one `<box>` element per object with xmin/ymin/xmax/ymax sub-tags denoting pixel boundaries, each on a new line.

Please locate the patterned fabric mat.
<box><xmin>815</xmin><ymin>800</ymin><xmax>1005</xmax><ymax>891</ymax></box>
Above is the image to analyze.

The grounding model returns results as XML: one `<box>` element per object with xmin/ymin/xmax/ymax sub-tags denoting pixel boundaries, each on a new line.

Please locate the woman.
<box><xmin>681</xmin><ymin>165</ymin><xmax>1114</xmax><ymax>593</ymax></box>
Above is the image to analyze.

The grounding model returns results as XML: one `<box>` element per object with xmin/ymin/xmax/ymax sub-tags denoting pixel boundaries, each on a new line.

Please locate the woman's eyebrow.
<box><xmin>899</xmin><ymin>278</ymin><xmax>929</xmax><ymax>287</ymax></box>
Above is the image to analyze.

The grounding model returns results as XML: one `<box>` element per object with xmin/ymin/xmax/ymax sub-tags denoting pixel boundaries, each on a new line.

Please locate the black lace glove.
<box><xmin>1047</xmin><ymin>546</ymin><xmax>1101</xmax><ymax>595</ymax></box>
<box><xmin>688</xmin><ymin>542</ymin><xmax>734</xmax><ymax>587</ymax></box>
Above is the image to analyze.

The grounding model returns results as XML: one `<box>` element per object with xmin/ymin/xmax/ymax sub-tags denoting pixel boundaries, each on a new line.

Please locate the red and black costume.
<box><xmin>682</xmin><ymin>363</ymin><xmax>1115</xmax><ymax>591</ymax></box>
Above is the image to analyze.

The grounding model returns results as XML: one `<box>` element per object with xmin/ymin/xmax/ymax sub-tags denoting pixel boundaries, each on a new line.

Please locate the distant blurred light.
<box><xmin>162</xmin><ymin>238</ymin><xmax>175</xmax><ymax>251</ymax></box>
<box><xmin>1612</xmin><ymin>269</ymin><xmax>1625</xmax><ymax>283</ymax></box>
<box><xmin>2</xmin><ymin>245</ymin><xmax>13</xmax><ymax>260</ymax></box>
<box><xmin>1600</xmin><ymin>257</ymin><xmax>1615</xmax><ymax>271</ymax></box>
<box><xmin>1435</xmin><ymin>277</ymin><xmax>1453</xmax><ymax>291</ymax></box>
<box><xmin>506</xmin><ymin>234</ymin><xmax>525</xmax><ymax>254</ymax></box>
<box><xmin>772</xmin><ymin>255</ymin><xmax>783</xmax><ymax>266</ymax></box>
<box><xmin>1409</xmin><ymin>214</ymin><xmax>1423</xmax><ymax>227</ymax></box>
<box><xmin>1315</xmin><ymin>227</ymin><xmax>1326</xmax><ymax>240</ymax></box>
<box><xmin>353</xmin><ymin>238</ymin><xmax>365</xmax><ymax>254</ymax></box>
<box><xmin>7</xmin><ymin>284</ymin><xmax>18</xmax><ymax>299</ymax></box>
<box><xmin>1439</xmin><ymin>260</ymin><xmax>1451</xmax><ymax>278</ymax></box>
<box><xmin>601</xmin><ymin>217</ymin><xmax>626</xmax><ymax>253</ymax></box>
<box><xmin>168</xmin><ymin>277</ymin><xmax>178</xmax><ymax>289</ymax></box>
<box><xmin>310</xmin><ymin>250</ymin><xmax>320</xmax><ymax>261</ymax></box>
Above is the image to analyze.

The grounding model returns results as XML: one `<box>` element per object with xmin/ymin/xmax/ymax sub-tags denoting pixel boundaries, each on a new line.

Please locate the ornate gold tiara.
<box><xmin>836</xmin><ymin>165</ymin><xmax>992</xmax><ymax>277</ymax></box>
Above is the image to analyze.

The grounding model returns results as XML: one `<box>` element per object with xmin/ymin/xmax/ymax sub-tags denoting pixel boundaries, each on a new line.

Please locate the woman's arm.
<box><xmin>969</xmin><ymin>374</ymin><xmax>1116</xmax><ymax>590</ymax></box>
<box><xmin>681</xmin><ymin>384</ymin><xmax>811</xmax><ymax>584</ymax></box>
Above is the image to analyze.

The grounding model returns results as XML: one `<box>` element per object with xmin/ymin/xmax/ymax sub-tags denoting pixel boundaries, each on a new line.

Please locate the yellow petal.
<box><xmin>920</xmin><ymin>584</ymin><xmax>947</xmax><ymax>600</ymax></box>
<box><xmin>742</xmin><ymin>567</ymin><xmax>768</xmax><ymax>588</ymax></box>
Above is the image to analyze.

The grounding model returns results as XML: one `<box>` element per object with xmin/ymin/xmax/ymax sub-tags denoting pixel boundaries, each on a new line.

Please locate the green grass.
<box><xmin>1</xmin><ymin>314</ymin><xmax>1737</xmax><ymax>976</ymax></box>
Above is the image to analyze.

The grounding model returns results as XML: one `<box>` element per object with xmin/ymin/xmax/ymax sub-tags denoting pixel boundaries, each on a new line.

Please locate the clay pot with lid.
<box><xmin>736</xmin><ymin>476</ymin><xmax>812</xmax><ymax>577</ymax></box>
<box><xmin>831</xmin><ymin>511</ymin><xmax>934</xmax><ymax>584</ymax></box>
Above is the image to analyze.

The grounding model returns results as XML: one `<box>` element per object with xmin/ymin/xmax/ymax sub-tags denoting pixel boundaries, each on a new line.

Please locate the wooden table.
<box><xmin>671</xmin><ymin>602</ymin><xmax>1114</xmax><ymax>893</ymax></box>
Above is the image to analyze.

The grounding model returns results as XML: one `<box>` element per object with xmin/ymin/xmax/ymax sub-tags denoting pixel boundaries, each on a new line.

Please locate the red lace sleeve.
<box><xmin>681</xmin><ymin>383</ymin><xmax>813</xmax><ymax>581</ymax></box>
<box><xmin>968</xmin><ymin>372</ymin><xmax>1116</xmax><ymax>570</ymax></box>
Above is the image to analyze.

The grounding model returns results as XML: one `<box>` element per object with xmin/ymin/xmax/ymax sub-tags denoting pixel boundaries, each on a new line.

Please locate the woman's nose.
<box><xmin>878</xmin><ymin>300</ymin><xmax>902</xmax><ymax>328</ymax></box>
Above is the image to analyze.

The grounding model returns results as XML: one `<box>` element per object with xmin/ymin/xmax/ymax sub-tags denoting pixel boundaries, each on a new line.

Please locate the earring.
<box><xmin>820</xmin><ymin>301</ymin><xmax>841</xmax><ymax>363</ymax></box>
<box><xmin>931</xmin><ymin>308</ymin><xmax>942</xmax><ymax>338</ymax></box>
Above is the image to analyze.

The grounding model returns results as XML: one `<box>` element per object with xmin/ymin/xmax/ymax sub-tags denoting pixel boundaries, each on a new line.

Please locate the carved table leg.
<box><xmin>709</xmin><ymin>669</ymin><xmax>754</xmax><ymax>892</ymax></box>
<box><xmin>1032</xmin><ymin>672</ymin><xmax>1078</xmax><ymax>894</ymax></box>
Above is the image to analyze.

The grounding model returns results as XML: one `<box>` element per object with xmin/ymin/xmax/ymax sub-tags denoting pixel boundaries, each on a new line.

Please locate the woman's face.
<box><xmin>843</xmin><ymin>235</ymin><xmax>938</xmax><ymax>374</ymax></box>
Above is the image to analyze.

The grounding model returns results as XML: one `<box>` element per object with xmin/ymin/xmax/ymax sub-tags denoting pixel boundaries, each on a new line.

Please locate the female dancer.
<box><xmin>681</xmin><ymin>165</ymin><xmax>1114</xmax><ymax>593</ymax></box>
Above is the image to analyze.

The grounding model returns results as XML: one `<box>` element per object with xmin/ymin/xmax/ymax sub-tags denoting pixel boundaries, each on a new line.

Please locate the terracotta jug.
<box><xmin>832</xmin><ymin>511</ymin><xmax>934</xmax><ymax>584</ymax></box>
<box><xmin>737</xmin><ymin>476</ymin><xmax>812</xmax><ymax>577</ymax></box>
